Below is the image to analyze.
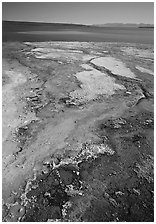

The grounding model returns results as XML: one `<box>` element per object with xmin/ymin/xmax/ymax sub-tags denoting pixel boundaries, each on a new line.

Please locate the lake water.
<box><xmin>3</xmin><ymin>28</ymin><xmax>154</xmax><ymax>44</ymax></box>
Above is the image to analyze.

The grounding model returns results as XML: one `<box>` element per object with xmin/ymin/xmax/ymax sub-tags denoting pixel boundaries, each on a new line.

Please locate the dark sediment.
<box><xmin>20</xmin><ymin>106</ymin><xmax>153</xmax><ymax>222</ymax></box>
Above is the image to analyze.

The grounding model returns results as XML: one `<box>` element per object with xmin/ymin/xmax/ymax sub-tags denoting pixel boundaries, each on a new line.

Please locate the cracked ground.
<box><xmin>2</xmin><ymin>41</ymin><xmax>154</xmax><ymax>222</ymax></box>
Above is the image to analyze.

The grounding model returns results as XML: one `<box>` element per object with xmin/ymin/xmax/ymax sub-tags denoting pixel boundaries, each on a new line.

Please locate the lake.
<box><xmin>3</xmin><ymin>27</ymin><xmax>153</xmax><ymax>44</ymax></box>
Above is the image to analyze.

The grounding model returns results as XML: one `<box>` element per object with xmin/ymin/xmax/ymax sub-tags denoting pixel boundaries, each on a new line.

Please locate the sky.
<box><xmin>2</xmin><ymin>2</ymin><xmax>154</xmax><ymax>25</ymax></box>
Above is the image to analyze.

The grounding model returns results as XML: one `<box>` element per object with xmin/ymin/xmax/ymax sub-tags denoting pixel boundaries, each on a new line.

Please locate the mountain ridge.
<box><xmin>93</xmin><ymin>23</ymin><xmax>154</xmax><ymax>28</ymax></box>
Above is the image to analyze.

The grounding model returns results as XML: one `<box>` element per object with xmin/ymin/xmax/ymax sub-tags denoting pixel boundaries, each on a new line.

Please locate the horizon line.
<box><xmin>3</xmin><ymin>20</ymin><xmax>154</xmax><ymax>26</ymax></box>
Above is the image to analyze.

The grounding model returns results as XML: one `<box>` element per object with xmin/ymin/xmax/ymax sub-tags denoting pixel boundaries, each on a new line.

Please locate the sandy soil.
<box><xmin>136</xmin><ymin>65</ymin><xmax>154</xmax><ymax>75</ymax></box>
<box><xmin>70</xmin><ymin>65</ymin><xmax>125</xmax><ymax>103</ymax></box>
<box><xmin>121</xmin><ymin>46</ymin><xmax>154</xmax><ymax>59</ymax></box>
<box><xmin>91</xmin><ymin>56</ymin><xmax>136</xmax><ymax>78</ymax></box>
<box><xmin>2</xmin><ymin>41</ymin><xmax>154</xmax><ymax>222</ymax></box>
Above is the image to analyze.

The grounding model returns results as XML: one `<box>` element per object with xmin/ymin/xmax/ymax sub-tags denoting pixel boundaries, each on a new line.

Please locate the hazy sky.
<box><xmin>2</xmin><ymin>2</ymin><xmax>154</xmax><ymax>25</ymax></box>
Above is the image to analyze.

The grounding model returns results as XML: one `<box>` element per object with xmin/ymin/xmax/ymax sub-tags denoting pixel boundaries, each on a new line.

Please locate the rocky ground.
<box><xmin>2</xmin><ymin>41</ymin><xmax>154</xmax><ymax>222</ymax></box>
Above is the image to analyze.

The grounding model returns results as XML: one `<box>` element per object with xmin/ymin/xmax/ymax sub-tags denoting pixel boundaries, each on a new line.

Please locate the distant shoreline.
<box><xmin>138</xmin><ymin>26</ymin><xmax>154</xmax><ymax>29</ymax></box>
